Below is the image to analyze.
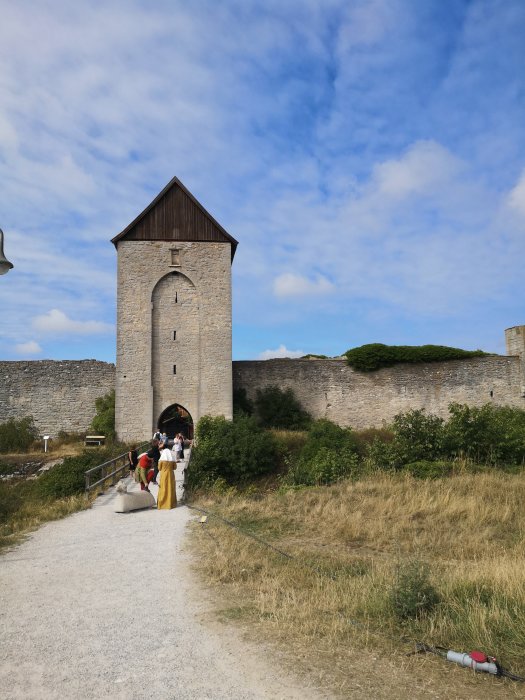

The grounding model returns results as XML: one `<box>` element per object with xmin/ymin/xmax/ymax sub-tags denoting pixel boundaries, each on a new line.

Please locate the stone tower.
<box><xmin>111</xmin><ymin>176</ymin><xmax>238</xmax><ymax>443</ymax></box>
<box><xmin>505</xmin><ymin>325</ymin><xmax>525</xmax><ymax>395</ymax></box>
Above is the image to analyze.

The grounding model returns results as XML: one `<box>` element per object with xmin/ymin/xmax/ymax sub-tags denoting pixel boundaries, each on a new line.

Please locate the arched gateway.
<box><xmin>112</xmin><ymin>176</ymin><xmax>238</xmax><ymax>443</ymax></box>
<box><xmin>157</xmin><ymin>403</ymin><xmax>194</xmax><ymax>440</ymax></box>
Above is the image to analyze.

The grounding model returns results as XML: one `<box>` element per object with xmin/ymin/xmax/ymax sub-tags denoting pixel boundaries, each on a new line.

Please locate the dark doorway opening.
<box><xmin>157</xmin><ymin>404</ymin><xmax>194</xmax><ymax>440</ymax></box>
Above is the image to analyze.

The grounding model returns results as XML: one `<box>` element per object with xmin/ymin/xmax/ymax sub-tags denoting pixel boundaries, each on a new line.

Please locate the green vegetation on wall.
<box><xmin>344</xmin><ymin>343</ymin><xmax>490</xmax><ymax>372</ymax></box>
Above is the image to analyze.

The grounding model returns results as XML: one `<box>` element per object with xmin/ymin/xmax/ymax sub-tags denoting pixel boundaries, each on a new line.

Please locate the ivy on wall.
<box><xmin>344</xmin><ymin>343</ymin><xmax>490</xmax><ymax>372</ymax></box>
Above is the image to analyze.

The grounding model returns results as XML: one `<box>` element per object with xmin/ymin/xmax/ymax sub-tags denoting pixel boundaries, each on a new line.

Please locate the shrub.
<box><xmin>254</xmin><ymin>386</ymin><xmax>311</xmax><ymax>430</ymax></box>
<box><xmin>389</xmin><ymin>560</ymin><xmax>440</xmax><ymax>620</ymax></box>
<box><xmin>0</xmin><ymin>416</ymin><xmax>38</xmax><ymax>454</ymax></box>
<box><xmin>299</xmin><ymin>419</ymin><xmax>358</xmax><ymax>462</ymax></box>
<box><xmin>36</xmin><ymin>449</ymin><xmax>117</xmax><ymax>499</ymax></box>
<box><xmin>390</xmin><ymin>409</ymin><xmax>446</xmax><ymax>464</ymax></box>
<box><xmin>364</xmin><ymin>410</ymin><xmax>446</xmax><ymax>470</ymax></box>
<box><xmin>283</xmin><ymin>448</ymin><xmax>359</xmax><ymax>486</ymax></box>
<box><xmin>188</xmin><ymin>414</ymin><xmax>278</xmax><ymax>488</ymax></box>
<box><xmin>271</xmin><ymin>430</ymin><xmax>308</xmax><ymax>461</ymax></box>
<box><xmin>283</xmin><ymin>419</ymin><xmax>360</xmax><ymax>486</ymax></box>
<box><xmin>90</xmin><ymin>390</ymin><xmax>115</xmax><ymax>441</ymax></box>
<box><xmin>344</xmin><ymin>343</ymin><xmax>489</xmax><ymax>372</ymax></box>
<box><xmin>352</xmin><ymin>427</ymin><xmax>394</xmax><ymax>457</ymax></box>
<box><xmin>445</xmin><ymin>402</ymin><xmax>525</xmax><ymax>465</ymax></box>
<box><xmin>233</xmin><ymin>388</ymin><xmax>254</xmax><ymax>417</ymax></box>
<box><xmin>402</xmin><ymin>460</ymin><xmax>454</xmax><ymax>479</ymax></box>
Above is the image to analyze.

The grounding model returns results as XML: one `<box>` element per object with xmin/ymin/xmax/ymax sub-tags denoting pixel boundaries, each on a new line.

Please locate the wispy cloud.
<box><xmin>258</xmin><ymin>345</ymin><xmax>305</xmax><ymax>360</ymax></box>
<box><xmin>507</xmin><ymin>169</ymin><xmax>525</xmax><ymax>218</ymax></box>
<box><xmin>14</xmin><ymin>340</ymin><xmax>42</xmax><ymax>357</ymax></box>
<box><xmin>32</xmin><ymin>310</ymin><xmax>114</xmax><ymax>336</ymax></box>
<box><xmin>273</xmin><ymin>273</ymin><xmax>334</xmax><ymax>298</ymax></box>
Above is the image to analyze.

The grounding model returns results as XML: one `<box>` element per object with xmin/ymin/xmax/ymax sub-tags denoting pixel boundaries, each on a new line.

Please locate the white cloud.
<box><xmin>32</xmin><ymin>309</ymin><xmax>113</xmax><ymax>336</ymax></box>
<box><xmin>14</xmin><ymin>340</ymin><xmax>42</xmax><ymax>356</ymax></box>
<box><xmin>507</xmin><ymin>169</ymin><xmax>525</xmax><ymax>217</ymax></box>
<box><xmin>273</xmin><ymin>273</ymin><xmax>334</xmax><ymax>298</ymax></box>
<box><xmin>372</xmin><ymin>140</ymin><xmax>462</xmax><ymax>199</ymax></box>
<box><xmin>258</xmin><ymin>345</ymin><xmax>305</xmax><ymax>360</ymax></box>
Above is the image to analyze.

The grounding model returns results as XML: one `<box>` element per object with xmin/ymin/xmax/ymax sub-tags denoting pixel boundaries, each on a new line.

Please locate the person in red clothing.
<box><xmin>137</xmin><ymin>452</ymin><xmax>153</xmax><ymax>491</ymax></box>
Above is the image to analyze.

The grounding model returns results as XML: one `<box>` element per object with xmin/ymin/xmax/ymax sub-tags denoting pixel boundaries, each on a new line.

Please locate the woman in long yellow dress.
<box><xmin>157</xmin><ymin>443</ymin><xmax>177</xmax><ymax>509</ymax></box>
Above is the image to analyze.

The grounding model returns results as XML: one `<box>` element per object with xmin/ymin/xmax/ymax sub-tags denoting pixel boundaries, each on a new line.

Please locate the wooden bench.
<box><xmin>85</xmin><ymin>435</ymin><xmax>106</xmax><ymax>447</ymax></box>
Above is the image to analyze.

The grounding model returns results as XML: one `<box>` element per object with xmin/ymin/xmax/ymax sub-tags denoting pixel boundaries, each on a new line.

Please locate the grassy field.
<box><xmin>190</xmin><ymin>470</ymin><xmax>525</xmax><ymax>698</ymax></box>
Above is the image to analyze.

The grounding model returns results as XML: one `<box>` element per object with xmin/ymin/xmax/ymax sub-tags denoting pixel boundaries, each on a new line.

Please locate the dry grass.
<box><xmin>190</xmin><ymin>471</ymin><xmax>525</xmax><ymax>698</ymax></box>
<box><xmin>0</xmin><ymin>489</ymin><xmax>95</xmax><ymax>551</ymax></box>
<box><xmin>1</xmin><ymin>438</ymin><xmax>86</xmax><ymax>462</ymax></box>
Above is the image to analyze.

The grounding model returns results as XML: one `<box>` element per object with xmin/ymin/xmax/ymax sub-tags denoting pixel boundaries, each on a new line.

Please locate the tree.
<box><xmin>90</xmin><ymin>390</ymin><xmax>115</xmax><ymax>441</ymax></box>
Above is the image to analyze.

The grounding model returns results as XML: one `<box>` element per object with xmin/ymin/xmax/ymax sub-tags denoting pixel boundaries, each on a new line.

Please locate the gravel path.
<box><xmin>0</xmin><ymin>478</ymin><xmax>324</xmax><ymax>700</ymax></box>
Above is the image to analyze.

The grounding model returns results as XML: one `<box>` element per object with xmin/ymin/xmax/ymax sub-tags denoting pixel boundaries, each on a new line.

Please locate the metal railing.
<box><xmin>84</xmin><ymin>442</ymin><xmax>149</xmax><ymax>492</ymax></box>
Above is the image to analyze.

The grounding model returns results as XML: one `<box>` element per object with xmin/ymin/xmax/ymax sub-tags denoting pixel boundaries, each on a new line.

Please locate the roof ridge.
<box><xmin>111</xmin><ymin>176</ymin><xmax>238</xmax><ymax>259</ymax></box>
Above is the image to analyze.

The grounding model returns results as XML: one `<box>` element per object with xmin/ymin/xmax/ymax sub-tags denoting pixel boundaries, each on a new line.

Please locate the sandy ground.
<box><xmin>0</xmin><ymin>475</ymin><xmax>325</xmax><ymax>700</ymax></box>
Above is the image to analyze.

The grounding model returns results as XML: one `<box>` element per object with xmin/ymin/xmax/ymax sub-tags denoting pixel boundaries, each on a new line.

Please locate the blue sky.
<box><xmin>1</xmin><ymin>0</ymin><xmax>524</xmax><ymax>363</ymax></box>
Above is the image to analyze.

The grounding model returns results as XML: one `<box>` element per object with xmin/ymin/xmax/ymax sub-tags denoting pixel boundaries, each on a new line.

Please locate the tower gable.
<box><xmin>111</xmin><ymin>176</ymin><xmax>238</xmax><ymax>260</ymax></box>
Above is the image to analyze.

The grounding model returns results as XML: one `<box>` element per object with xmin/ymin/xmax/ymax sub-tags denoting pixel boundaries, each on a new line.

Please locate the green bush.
<box><xmin>90</xmin><ymin>390</ymin><xmax>115</xmax><ymax>441</ymax></box>
<box><xmin>365</xmin><ymin>410</ymin><xmax>446</xmax><ymax>470</ymax></box>
<box><xmin>283</xmin><ymin>419</ymin><xmax>360</xmax><ymax>486</ymax></box>
<box><xmin>233</xmin><ymin>388</ymin><xmax>254</xmax><ymax>417</ymax></box>
<box><xmin>390</xmin><ymin>559</ymin><xmax>440</xmax><ymax>620</ymax></box>
<box><xmin>271</xmin><ymin>430</ymin><xmax>308</xmax><ymax>461</ymax></box>
<box><xmin>0</xmin><ymin>480</ymin><xmax>28</xmax><ymax>523</ymax></box>
<box><xmin>344</xmin><ymin>343</ymin><xmax>489</xmax><ymax>372</ymax></box>
<box><xmin>0</xmin><ymin>416</ymin><xmax>38</xmax><ymax>454</ymax></box>
<box><xmin>299</xmin><ymin>419</ymin><xmax>358</xmax><ymax>462</ymax></box>
<box><xmin>283</xmin><ymin>448</ymin><xmax>359</xmax><ymax>486</ymax></box>
<box><xmin>402</xmin><ymin>460</ymin><xmax>454</xmax><ymax>479</ymax></box>
<box><xmin>36</xmin><ymin>449</ymin><xmax>117</xmax><ymax>499</ymax></box>
<box><xmin>254</xmin><ymin>386</ymin><xmax>311</xmax><ymax>430</ymax></box>
<box><xmin>364</xmin><ymin>403</ymin><xmax>525</xmax><ymax>472</ymax></box>
<box><xmin>445</xmin><ymin>403</ymin><xmax>525</xmax><ymax>465</ymax></box>
<box><xmin>188</xmin><ymin>415</ymin><xmax>278</xmax><ymax>488</ymax></box>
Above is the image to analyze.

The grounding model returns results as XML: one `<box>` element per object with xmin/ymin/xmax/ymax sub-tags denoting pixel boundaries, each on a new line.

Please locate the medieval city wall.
<box><xmin>1</xmin><ymin>354</ymin><xmax>524</xmax><ymax>438</ymax></box>
<box><xmin>0</xmin><ymin>360</ymin><xmax>115</xmax><ymax>436</ymax></box>
<box><xmin>233</xmin><ymin>355</ymin><xmax>524</xmax><ymax>429</ymax></box>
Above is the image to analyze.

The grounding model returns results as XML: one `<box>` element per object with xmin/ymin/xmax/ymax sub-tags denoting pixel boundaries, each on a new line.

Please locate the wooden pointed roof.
<box><xmin>111</xmin><ymin>176</ymin><xmax>238</xmax><ymax>260</ymax></box>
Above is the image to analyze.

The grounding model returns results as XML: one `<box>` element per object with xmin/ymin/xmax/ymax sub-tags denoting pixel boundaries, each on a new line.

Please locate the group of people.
<box><xmin>127</xmin><ymin>430</ymin><xmax>188</xmax><ymax>509</ymax></box>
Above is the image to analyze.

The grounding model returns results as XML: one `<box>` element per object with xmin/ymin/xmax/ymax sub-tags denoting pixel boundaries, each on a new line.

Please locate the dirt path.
<box><xmin>0</xmin><ymin>482</ymin><xmax>325</xmax><ymax>700</ymax></box>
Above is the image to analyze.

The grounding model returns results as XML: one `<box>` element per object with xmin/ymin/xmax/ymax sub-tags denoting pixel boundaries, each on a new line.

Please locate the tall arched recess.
<box><xmin>151</xmin><ymin>270</ymin><xmax>200</xmax><ymax>430</ymax></box>
<box><xmin>157</xmin><ymin>403</ymin><xmax>194</xmax><ymax>440</ymax></box>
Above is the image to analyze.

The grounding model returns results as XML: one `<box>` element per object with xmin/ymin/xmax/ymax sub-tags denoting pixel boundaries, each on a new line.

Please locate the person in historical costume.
<box><xmin>172</xmin><ymin>434</ymin><xmax>183</xmax><ymax>462</ymax></box>
<box><xmin>136</xmin><ymin>452</ymin><xmax>153</xmax><ymax>492</ymax></box>
<box><xmin>157</xmin><ymin>442</ymin><xmax>177</xmax><ymax>509</ymax></box>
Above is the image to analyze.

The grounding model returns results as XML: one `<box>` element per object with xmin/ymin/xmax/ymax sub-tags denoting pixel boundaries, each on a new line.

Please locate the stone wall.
<box><xmin>1</xmin><ymin>352</ymin><xmax>523</xmax><ymax>439</ymax></box>
<box><xmin>0</xmin><ymin>360</ymin><xmax>115</xmax><ymax>436</ymax></box>
<box><xmin>233</xmin><ymin>355</ymin><xmax>525</xmax><ymax>429</ymax></box>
